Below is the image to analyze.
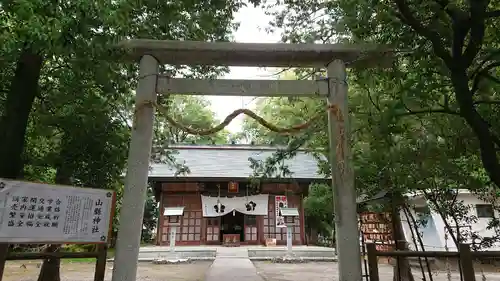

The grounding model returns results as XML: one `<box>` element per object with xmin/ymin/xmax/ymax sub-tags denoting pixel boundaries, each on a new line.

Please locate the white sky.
<box><xmin>206</xmin><ymin>5</ymin><xmax>281</xmax><ymax>134</ymax></box>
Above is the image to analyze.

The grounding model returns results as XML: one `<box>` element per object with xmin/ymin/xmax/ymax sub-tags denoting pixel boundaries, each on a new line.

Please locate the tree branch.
<box><xmin>449</xmin><ymin>11</ymin><xmax>471</xmax><ymax>60</ymax></box>
<box><xmin>434</xmin><ymin>0</ymin><xmax>453</xmax><ymax>18</ymax></box>
<box><xmin>474</xmin><ymin>100</ymin><xmax>500</xmax><ymax>105</ymax></box>
<box><xmin>366</xmin><ymin>88</ymin><xmax>381</xmax><ymax>112</ymax></box>
<box><xmin>486</xmin><ymin>10</ymin><xmax>500</xmax><ymax>18</ymax></box>
<box><xmin>470</xmin><ymin>49</ymin><xmax>500</xmax><ymax>78</ymax></box>
<box><xmin>111</xmin><ymin>106</ymin><xmax>132</xmax><ymax>130</ymax></box>
<box><xmin>466</xmin><ymin>108</ymin><xmax>500</xmax><ymax>148</ymax></box>
<box><xmin>434</xmin><ymin>0</ymin><xmax>471</xmax><ymax>59</ymax></box>
<box><xmin>485</xmin><ymin>73</ymin><xmax>500</xmax><ymax>84</ymax></box>
<box><xmin>462</xmin><ymin>0</ymin><xmax>489</xmax><ymax>67</ymax></box>
<box><xmin>397</xmin><ymin>90</ymin><xmax>461</xmax><ymax>117</ymax></box>
<box><xmin>396</xmin><ymin>108</ymin><xmax>461</xmax><ymax>117</ymax></box>
<box><xmin>393</xmin><ymin>0</ymin><xmax>453</xmax><ymax>66</ymax></box>
<box><xmin>471</xmin><ymin>61</ymin><xmax>500</xmax><ymax>93</ymax></box>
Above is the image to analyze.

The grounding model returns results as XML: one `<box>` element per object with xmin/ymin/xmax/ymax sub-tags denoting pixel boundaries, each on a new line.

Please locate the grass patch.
<box><xmin>62</xmin><ymin>257</ymin><xmax>97</xmax><ymax>263</ymax></box>
<box><xmin>61</xmin><ymin>249</ymin><xmax>115</xmax><ymax>264</ymax></box>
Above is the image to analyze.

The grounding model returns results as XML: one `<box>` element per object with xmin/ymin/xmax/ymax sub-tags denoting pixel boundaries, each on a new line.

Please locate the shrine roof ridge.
<box><xmin>149</xmin><ymin>145</ymin><xmax>327</xmax><ymax>180</ymax></box>
<box><xmin>117</xmin><ymin>39</ymin><xmax>396</xmax><ymax>68</ymax></box>
<box><xmin>167</xmin><ymin>144</ymin><xmax>311</xmax><ymax>151</ymax></box>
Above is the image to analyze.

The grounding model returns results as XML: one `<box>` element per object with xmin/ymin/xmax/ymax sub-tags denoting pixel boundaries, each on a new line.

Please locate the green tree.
<box><xmin>303</xmin><ymin>183</ymin><xmax>334</xmax><ymax>242</ymax></box>
<box><xmin>243</xmin><ymin>77</ymin><xmax>493</xmax><ymax>279</ymax></box>
<box><xmin>251</xmin><ymin>2</ymin><xmax>500</xmax><ymax>265</ymax></box>
<box><xmin>24</xmin><ymin>62</ymin><xmax>131</xmax><ymax>281</ymax></box>
<box><xmin>141</xmin><ymin>185</ymin><xmax>158</xmax><ymax>243</ymax></box>
<box><xmin>245</xmin><ymin>95</ymin><xmax>487</xmax><ymax>280</ymax></box>
<box><xmin>0</xmin><ymin>0</ymin><xmax>256</xmax><ymax>179</ymax></box>
<box><xmin>263</xmin><ymin>0</ymin><xmax>500</xmax><ymax>188</ymax></box>
<box><xmin>1</xmin><ymin>1</ymin><xmax>260</xmax><ymax>281</ymax></box>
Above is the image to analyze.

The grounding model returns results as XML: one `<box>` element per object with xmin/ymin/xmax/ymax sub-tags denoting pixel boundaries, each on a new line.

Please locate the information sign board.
<box><xmin>0</xmin><ymin>179</ymin><xmax>115</xmax><ymax>243</ymax></box>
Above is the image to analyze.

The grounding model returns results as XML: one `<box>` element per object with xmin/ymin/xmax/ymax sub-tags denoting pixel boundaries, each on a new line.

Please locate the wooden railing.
<box><xmin>365</xmin><ymin>242</ymin><xmax>500</xmax><ymax>281</ymax></box>
<box><xmin>0</xmin><ymin>244</ymin><xmax>108</xmax><ymax>281</ymax></box>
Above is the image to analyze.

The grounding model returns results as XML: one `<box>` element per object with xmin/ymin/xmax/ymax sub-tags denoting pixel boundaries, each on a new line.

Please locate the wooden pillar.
<box><xmin>201</xmin><ymin>217</ymin><xmax>207</xmax><ymax>245</ymax></box>
<box><xmin>94</xmin><ymin>244</ymin><xmax>108</xmax><ymax>281</ymax></box>
<box><xmin>156</xmin><ymin>191</ymin><xmax>164</xmax><ymax>245</ymax></box>
<box><xmin>299</xmin><ymin>194</ymin><xmax>306</xmax><ymax>245</ymax></box>
<box><xmin>258</xmin><ymin>215</ymin><xmax>265</xmax><ymax>245</ymax></box>
<box><xmin>0</xmin><ymin>244</ymin><xmax>8</xmax><ymax>281</ymax></box>
<box><xmin>366</xmin><ymin>243</ymin><xmax>380</xmax><ymax>281</ymax></box>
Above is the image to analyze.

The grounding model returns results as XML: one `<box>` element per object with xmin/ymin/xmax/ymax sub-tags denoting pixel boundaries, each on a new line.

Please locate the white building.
<box><xmin>401</xmin><ymin>190</ymin><xmax>500</xmax><ymax>252</ymax></box>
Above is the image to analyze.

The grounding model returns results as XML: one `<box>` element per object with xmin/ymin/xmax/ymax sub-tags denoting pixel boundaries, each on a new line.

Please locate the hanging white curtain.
<box><xmin>201</xmin><ymin>194</ymin><xmax>269</xmax><ymax>217</ymax></box>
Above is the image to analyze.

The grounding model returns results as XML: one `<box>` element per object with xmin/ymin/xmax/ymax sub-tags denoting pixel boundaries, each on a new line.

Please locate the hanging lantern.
<box><xmin>228</xmin><ymin>181</ymin><xmax>239</xmax><ymax>193</ymax></box>
<box><xmin>233</xmin><ymin>209</ymin><xmax>236</xmax><ymax>216</ymax></box>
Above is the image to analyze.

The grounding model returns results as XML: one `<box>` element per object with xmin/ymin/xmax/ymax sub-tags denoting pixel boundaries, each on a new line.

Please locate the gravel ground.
<box><xmin>253</xmin><ymin>261</ymin><xmax>500</xmax><ymax>281</ymax></box>
<box><xmin>3</xmin><ymin>260</ymin><xmax>213</xmax><ymax>281</ymax></box>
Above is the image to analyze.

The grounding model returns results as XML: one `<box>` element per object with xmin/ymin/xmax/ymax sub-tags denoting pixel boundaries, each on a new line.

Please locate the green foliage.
<box><xmin>262</xmin><ymin>0</ymin><xmax>500</xmax><ymax>185</ymax></box>
<box><xmin>0</xmin><ymin>1</ymin><xmax>255</xmax><ymax>280</ymax></box>
<box><xmin>303</xmin><ymin>183</ymin><xmax>333</xmax><ymax>237</ymax></box>
<box><xmin>240</xmin><ymin>0</ymin><xmax>500</xmax><ymax>247</ymax></box>
<box><xmin>141</xmin><ymin>185</ymin><xmax>158</xmax><ymax>243</ymax></box>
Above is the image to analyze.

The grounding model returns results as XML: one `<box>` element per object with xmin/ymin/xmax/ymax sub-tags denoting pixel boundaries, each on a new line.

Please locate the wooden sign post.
<box><xmin>0</xmin><ymin>179</ymin><xmax>116</xmax><ymax>281</ymax></box>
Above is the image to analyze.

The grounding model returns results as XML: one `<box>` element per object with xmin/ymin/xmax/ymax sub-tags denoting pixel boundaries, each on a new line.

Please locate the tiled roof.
<box><xmin>148</xmin><ymin>145</ymin><xmax>326</xmax><ymax>180</ymax></box>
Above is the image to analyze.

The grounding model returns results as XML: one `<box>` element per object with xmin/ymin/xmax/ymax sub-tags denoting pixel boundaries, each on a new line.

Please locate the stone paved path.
<box><xmin>204</xmin><ymin>247</ymin><xmax>264</xmax><ymax>281</ymax></box>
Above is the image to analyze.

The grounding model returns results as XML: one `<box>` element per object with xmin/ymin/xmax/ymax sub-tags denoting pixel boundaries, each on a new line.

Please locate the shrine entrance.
<box><xmin>112</xmin><ymin>40</ymin><xmax>393</xmax><ymax>281</ymax></box>
<box><xmin>220</xmin><ymin>211</ymin><xmax>244</xmax><ymax>244</ymax></box>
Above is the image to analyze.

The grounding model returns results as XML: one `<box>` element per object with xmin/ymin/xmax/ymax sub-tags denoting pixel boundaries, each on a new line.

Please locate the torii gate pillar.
<box><xmin>112</xmin><ymin>55</ymin><xmax>159</xmax><ymax>281</ymax></box>
<box><xmin>327</xmin><ymin>60</ymin><xmax>361</xmax><ymax>281</ymax></box>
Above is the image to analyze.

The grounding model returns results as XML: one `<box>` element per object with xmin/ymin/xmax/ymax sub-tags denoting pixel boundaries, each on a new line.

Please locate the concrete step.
<box><xmin>216</xmin><ymin>248</ymin><xmax>249</xmax><ymax>258</ymax></box>
<box><xmin>204</xmin><ymin>258</ymin><xmax>263</xmax><ymax>281</ymax></box>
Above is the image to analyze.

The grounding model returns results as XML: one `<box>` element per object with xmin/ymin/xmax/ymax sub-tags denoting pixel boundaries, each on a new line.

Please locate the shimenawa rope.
<box><xmin>133</xmin><ymin>100</ymin><xmax>343</xmax><ymax>136</ymax></box>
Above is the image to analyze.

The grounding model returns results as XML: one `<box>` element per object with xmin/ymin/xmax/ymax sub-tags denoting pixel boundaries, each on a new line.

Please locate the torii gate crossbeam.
<box><xmin>113</xmin><ymin>40</ymin><xmax>393</xmax><ymax>281</ymax></box>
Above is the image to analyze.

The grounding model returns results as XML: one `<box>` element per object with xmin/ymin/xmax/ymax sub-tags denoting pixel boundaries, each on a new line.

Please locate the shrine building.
<box><xmin>149</xmin><ymin>144</ymin><xmax>325</xmax><ymax>246</ymax></box>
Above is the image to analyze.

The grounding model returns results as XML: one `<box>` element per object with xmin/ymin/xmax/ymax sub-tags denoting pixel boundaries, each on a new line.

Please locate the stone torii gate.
<box><xmin>112</xmin><ymin>40</ymin><xmax>392</xmax><ymax>281</ymax></box>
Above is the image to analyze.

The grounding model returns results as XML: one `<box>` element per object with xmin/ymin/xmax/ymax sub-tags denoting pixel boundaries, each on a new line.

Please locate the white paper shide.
<box><xmin>0</xmin><ymin>179</ymin><xmax>114</xmax><ymax>243</ymax></box>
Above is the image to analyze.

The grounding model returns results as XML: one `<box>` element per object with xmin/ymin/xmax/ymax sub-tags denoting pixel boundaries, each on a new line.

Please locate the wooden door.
<box><xmin>244</xmin><ymin>215</ymin><xmax>258</xmax><ymax>242</ymax></box>
<box><xmin>206</xmin><ymin>217</ymin><xmax>220</xmax><ymax>244</ymax></box>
